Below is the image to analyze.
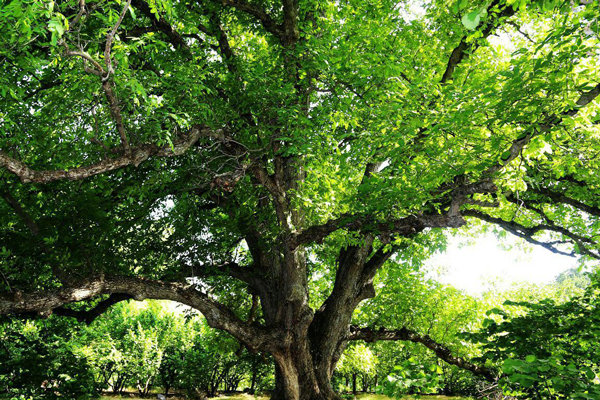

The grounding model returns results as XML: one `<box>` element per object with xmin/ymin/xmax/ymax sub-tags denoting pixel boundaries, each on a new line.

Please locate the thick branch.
<box><xmin>181</xmin><ymin>260</ymin><xmax>268</xmax><ymax>296</ymax></box>
<box><xmin>53</xmin><ymin>293</ymin><xmax>133</xmax><ymax>324</ymax></box>
<box><xmin>485</xmin><ymin>82</ymin><xmax>600</xmax><ymax>176</ymax></box>
<box><xmin>281</xmin><ymin>0</ymin><xmax>299</xmax><ymax>43</ymax></box>
<box><xmin>0</xmin><ymin>125</ymin><xmax>211</xmax><ymax>183</ymax></box>
<box><xmin>294</xmin><ymin>78</ymin><xmax>599</xmax><ymax>249</ymax></box>
<box><xmin>360</xmin><ymin>245</ymin><xmax>397</xmax><ymax>286</ymax></box>
<box><xmin>209</xmin><ymin>13</ymin><xmax>239</xmax><ymax>75</ymax></box>
<box><xmin>130</xmin><ymin>0</ymin><xmax>190</xmax><ymax>50</ymax></box>
<box><xmin>528</xmin><ymin>186</ymin><xmax>600</xmax><ymax>217</ymax></box>
<box><xmin>348</xmin><ymin>326</ymin><xmax>497</xmax><ymax>381</ymax></box>
<box><xmin>0</xmin><ymin>275</ymin><xmax>279</xmax><ymax>352</ymax></box>
<box><xmin>102</xmin><ymin>80</ymin><xmax>129</xmax><ymax>150</ymax></box>
<box><xmin>291</xmin><ymin>213</ymin><xmax>465</xmax><ymax>249</ymax></box>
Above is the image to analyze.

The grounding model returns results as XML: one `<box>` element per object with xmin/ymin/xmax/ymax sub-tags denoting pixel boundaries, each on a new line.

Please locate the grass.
<box><xmin>98</xmin><ymin>393</ymin><xmax>471</xmax><ymax>400</ymax></box>
<box><xmin>356</xmin><ymin>394</ymin><xmax>471</xmax><ymax>400</ymax></box>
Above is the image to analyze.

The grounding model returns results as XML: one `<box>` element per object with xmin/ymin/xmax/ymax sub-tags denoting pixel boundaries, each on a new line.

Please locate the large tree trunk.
<box><xmin>270</xmin><ymin>339</ymin><xmax>341</xmax><ymax>400</ymax></box>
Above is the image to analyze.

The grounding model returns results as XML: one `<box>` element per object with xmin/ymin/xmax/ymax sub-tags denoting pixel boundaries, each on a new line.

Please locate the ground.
<box><xmin>98</xmin><ymin>393</ymin><xmax>471</xmax><ymax>400</ymax></box>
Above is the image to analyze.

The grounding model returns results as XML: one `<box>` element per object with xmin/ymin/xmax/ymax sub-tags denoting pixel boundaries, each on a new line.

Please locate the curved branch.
<box><xmin>210</xmin><ymin>13</ymin><xmax>238</xmax><ymax>74</ymax></box>
<box><xmin>0</xmin><ymin>275</ymin><xmax>279</xmax><ymax>352</ymax></box>
<box><xmin>131</xmin><ymin>0</ymin><xmax>190</xmax><ymax>50</ymax></box>
<box><xmin>0</xmin><ymin>125</ymin><xmax>212</xmax><ymax>184</ymax></box>
<box><xmin>181</xmin><ymin>260</ymin><xmax>269</xmax><ymax>297</ymax></box>
<box><xmin>293</xmin><ymin>76</ymin><xmax>598</xmax><ymax>249</ymax></box>
<box><xmin>291</xmin><ymin>213</ymin><xmax>465</xmax><ymax>249</ymax></box>
<box><xmin>53</xmin><ymin>293</ymin><xmax>133</xmax><ymax>324</ymax></box>
<box><xmin>347</xmin><ymin>326</ymin><xmax>497</xmax><ymax>381</ymax></box>
<box><xmin>529</xmin><ymin>186</ymin><xmax>600</xmax><ymax>217</ymax></box>
<box><xmin>360</xmin><ymin>244</ymin><xmax>398</xmax><ymax>286</ymax></box>
<box><xmin>486</xmin><ymin>82</ymin><xmax>600</xmax><ymax>176</ymax></box>
<box><xmin>463</xmin><ymin>209</ymin><xmax>600</xmax><ymax>259</ymax></box>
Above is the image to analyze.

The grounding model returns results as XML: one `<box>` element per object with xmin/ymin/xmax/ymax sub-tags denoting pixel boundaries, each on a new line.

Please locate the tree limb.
<box><xmin>528</xmin><ymin>186</ymin><xmax>600</xmax><ymax>217</ymax></box>
<box><xmin>0</xmin><ymin>125</ymin><xmax>212</xmax><ymax>183</ymax></box>
<box><xmin>281</xmin><ymin>0</ymin><xmax>299</xmax><ymax>44</ymax></box>
<box><xmin>486</xmin><ymin>82</ymin><xmax>600</xmax><ymax>175</ymax></box>
<box><xmin>53</xmin><ymin>293</ymin><xmax>133</xmax><ymax>324</ymax></box>
<box><xmin>463</xmin><ymin>209</ymin><xmax>600</xmax><ymax>259</ymax></box>
<box><xmin>130</xmin><ymin>0</ymin><xmax>194</xmax><ymax>52</ymax></box>
<box><xmin>291</xmin><ymin>213</ymin><xmax>465</xmax><ymax>249</ymax></box>
<box><xmin>181</xmin><ymin>260</ymin><xmax>268</xmax><ymax>296</ymax></box>
<box><xmin>293</xmin><ymin>76</ymin><xmax>597</xmax><ymax>250</ymax></box>
<box><xmin>209</xmin><ymin>13</ymin><xmax>239</xmax><ymax>75</ymax></box>
<box><xmin>0</xmin><ymin>275</ymin><xmax>280</xmax><ymax>352</ymax></box>
<box><xmin>347</xmin><ymin>326</ymin><xmax>497</xmax><ymax>381</ymax></box>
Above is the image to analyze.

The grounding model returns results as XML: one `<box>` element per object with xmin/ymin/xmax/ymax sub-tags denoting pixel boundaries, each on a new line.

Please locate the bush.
<box><xmin>466</xmin><ymin>273</ymin><xmax>600</xmax><ymax>399</ymax></box>
<box><xmin>0</xmin><ymin>318</ymin><xmax>98</xmax><ymax>400</ymax></box>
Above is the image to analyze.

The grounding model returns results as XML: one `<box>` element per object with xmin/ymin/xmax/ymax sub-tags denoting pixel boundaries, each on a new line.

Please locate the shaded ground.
<box><xmin>356</xmin><ymin>394</ymin><xmax>470</xmax><ymax>400</ymax></box>
<box><xmin>99</xmin><ymin>393</ymin><xmax>471</xmax><ymax>400</ymax></box>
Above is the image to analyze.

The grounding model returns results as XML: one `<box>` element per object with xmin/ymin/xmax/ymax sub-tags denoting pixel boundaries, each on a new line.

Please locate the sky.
<box><xmin>425</xmin><ymin>233</ymin><xmax>583</xmax><ymax>296</ymax></box>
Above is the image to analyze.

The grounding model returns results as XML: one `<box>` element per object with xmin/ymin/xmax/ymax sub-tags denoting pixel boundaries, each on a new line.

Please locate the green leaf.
<box><xmin>461</xmin><ymin>10</ymin><xmax>481</xmax><ymax>30</ymax></box>
<box><xmin>128</xmin><ymin>4</ymin><xmax>136</xmax><ymax>20</ymax></box>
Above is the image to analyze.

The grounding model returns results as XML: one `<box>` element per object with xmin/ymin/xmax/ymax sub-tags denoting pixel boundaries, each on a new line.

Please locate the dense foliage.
<box><xmin>0</xmin><ymin>318</ymin><xmax>96</xmax><ymax>400</ymax></box>
<box><xmin>467</xmin><ymin>272</ymin><xmax>600</xmax><ymax>399</ymax></box>
<box><xmin>0</xmin><ymin>301</ymin><xmax>274</xmax><ymax>399</ymax></box>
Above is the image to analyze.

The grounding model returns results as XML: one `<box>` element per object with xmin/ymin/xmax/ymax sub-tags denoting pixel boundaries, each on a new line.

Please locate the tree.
<box><xmin>0</xmin><ymin>317</ymin><xmax>97</xmax><ymax>399</ymax></box>
<box><xmin>0</xmin><ymin>0</ymin><xmax>599</xmax><ymax>399</ymax></box>
<box><xmin>466</xmin><ymin>272</ymin><xmax>600</xmax><ymax>399</ymax></box>
<box><xmin>335</xmin><ymin>343</ymin><xmax>377</xmax><ymax>394</ymax></box>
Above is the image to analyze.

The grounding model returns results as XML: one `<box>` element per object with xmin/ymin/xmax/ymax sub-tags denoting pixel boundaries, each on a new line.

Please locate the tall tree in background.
<box><xmin>0</xmin><ymin>0</ymin><xmax>599</xmax><ymax>399</ymax></box>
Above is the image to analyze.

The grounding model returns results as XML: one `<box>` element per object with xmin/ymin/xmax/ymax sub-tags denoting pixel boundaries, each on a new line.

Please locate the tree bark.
<box><xmin>270</xmin><ymin>340</ymin><xmax>342</xmax><ymax>400</ymax></box>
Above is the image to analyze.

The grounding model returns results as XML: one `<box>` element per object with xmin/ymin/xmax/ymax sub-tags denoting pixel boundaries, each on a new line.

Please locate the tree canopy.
<box><xmin>0</xmin><ymin>0</ymin><xmax>599</xmax><ymax>399</ymax></box>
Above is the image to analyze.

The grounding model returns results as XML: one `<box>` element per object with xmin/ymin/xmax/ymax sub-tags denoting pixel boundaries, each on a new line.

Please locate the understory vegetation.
<box><xmin>1</xmin><ymin>268</ymin><xmax>596</xmax><ymax>400</ymax></box>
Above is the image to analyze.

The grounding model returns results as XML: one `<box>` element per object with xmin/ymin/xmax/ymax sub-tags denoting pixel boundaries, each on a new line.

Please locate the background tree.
<box><xmin>1</xmin><ymin>0</ymin><xmax>599</xmax><ymax>399</ymax></box>
<box><xmin>0</xmin><ymin>317</ymin><xmax>97</xmax><ymax>399</ymax></box>
<box><xmin>335</xmin><ymin>343</ymin><xmax>378</xmax><ymax>395</ymax></box>
<box><xmin>466</xmin><ymin>271</ymin><xmax>600</xmax><ymax>399</ymax></box>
